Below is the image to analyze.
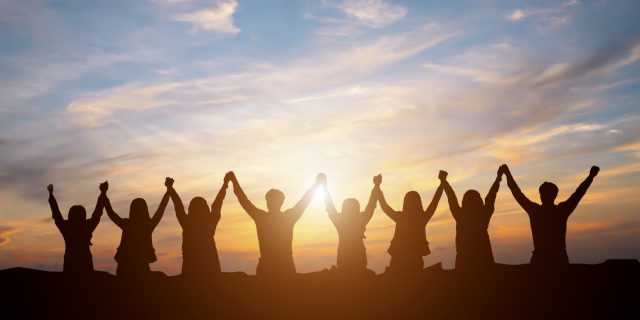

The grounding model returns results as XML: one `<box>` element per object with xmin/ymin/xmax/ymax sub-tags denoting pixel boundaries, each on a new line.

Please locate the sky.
<box><xmin>0</xmin><ymin>0</ymin><xmax>639</xmax><ymax>275</ymax></box>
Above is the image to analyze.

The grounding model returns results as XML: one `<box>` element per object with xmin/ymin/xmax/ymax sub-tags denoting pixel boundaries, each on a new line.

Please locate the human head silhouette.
<box><xmin>129</xmin><ymin>198</ymin><xmax>150</xmax><ymax>223</ymax></box>
<box><xmin>68</xmin><ymin>205</ymin><xmax>87</xmax><ymax>223</ymax></box>
<box><xmin>341</xmin><ymin>198</ymin><xmax>360</xmax><ymax>215</ymax></box>
<box><xmin>266</xmin><ymin>189</ymin><xmax>285</xmax><ymax>212</ymax></box>
<box><xmin>539</xmin><ymin>182</ymin><xmax>558</xmax><ymax>205</ymax></box>
<box><xmin>403</xmin><ymin>191</ymin><xmax>424</xmax><ymax>214</ymax></box>
<box><xmin>461</xmin><ymin>190</ymin><xmax>484</xmax><ymax>212</ymax></box>
<box><xmin>188</xmin><ymin>197</ymin><xmax>209</xmax><ymax>218</ymax></box>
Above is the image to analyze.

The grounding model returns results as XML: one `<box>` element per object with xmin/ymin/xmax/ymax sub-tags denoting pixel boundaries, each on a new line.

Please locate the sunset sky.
<box><xmin>0</xmin><ymin>0</ymin><xmax>639</xmax><ymax>275</ymax></box>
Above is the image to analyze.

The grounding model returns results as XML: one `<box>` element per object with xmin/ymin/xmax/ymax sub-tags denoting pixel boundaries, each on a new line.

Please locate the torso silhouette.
<box><xmin>521</xmin><ymin>202</ymin><xmax>572</xmax><ymax>263</ymax></box>
<box><xmin>180</xmin><ymin>214</ymin><xmax>220</xmax><ymax>274</ymax></box>
<box><xmin>115</xmin><ymin>220</ymin><xmax>157</xmax><ymax>265</ymax></box>
<box><xmin>389</xmin><ymin>214</ymin><xmax>430</xmax><ymax>257</ymax></box>
<box><xmin>56</xmin><ymin>220</ymin><xmax>96</xmax><ymax>272</ymax></box>
<box><xmin>331</xmin><ymin>214</ymin><xmax>368</xmax><ymax>269</ymax></box>
<box><xmin>455</xmin><ymin>208</ymin><xmax>493</xmax><ymax>268</ymax></box>
<box><xmin>49</xmin><ymin>195</ymin><xmax>101</xmax><ymax>273</ymax></box>
<box><xmin>253</xmin><ymin>212</ymin><xmax>298</xmax><ymax>274</ymax></box>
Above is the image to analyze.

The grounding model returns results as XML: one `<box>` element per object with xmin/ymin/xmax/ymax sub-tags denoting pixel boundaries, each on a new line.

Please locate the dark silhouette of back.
<box><xmin>377</xmin><ymin>173</ymin><xmax>444</xmax><ymax>273</ymax></box>
<box><xmin>323</xmin><ymin>175</ymin><xmax>379</xmax><ymax>272</ymax></box>
<box><xmin>104</xmin><ymin>178</ymin><xmax>171</xmax><ymax>278</ymax></box>
<box><xmin>229</xmin><ymin>171</ymin><xmax>323</xmax><ymax>276</ymax></box>
<box><xmin>168</xmin><ymin>175</ymin><xmax>229</xmax><ymax>278</ymax></box>
<box><xmin>502</xmin><ymin>164</ymin><xmax>599</xmax><ymax>267</ymax></box>
<box><xmin>441</xmin><ymin>169</ymin><xmax>501</xmax><ymax>270</ymax></box>
<box><xmin>47</xmin><ymin>182</ymin><xmax>107</xmax><ymax>274</ymax></box>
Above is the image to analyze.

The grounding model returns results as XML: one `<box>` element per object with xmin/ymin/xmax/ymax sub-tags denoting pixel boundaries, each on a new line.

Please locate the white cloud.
<box><xmin>507</xmin><ymin>9</ymin><xmax>525</xmax><ymax>21</ymax></box>
<box><xmin>171</xmin><ymin>0</ymin><xmax>240</xmax><ymax>34</ymax></box>
<box><xmin>339</xmin><ymin>0</ymin><xmax>406</xmax><ymax>28</ymax></box>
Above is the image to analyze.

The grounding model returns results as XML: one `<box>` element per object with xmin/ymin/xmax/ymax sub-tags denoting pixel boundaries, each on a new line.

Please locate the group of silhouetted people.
<box><xmin>48</xmin><ymin>164</ymin><xmax>600</xmax><ymax>279</ymax></box>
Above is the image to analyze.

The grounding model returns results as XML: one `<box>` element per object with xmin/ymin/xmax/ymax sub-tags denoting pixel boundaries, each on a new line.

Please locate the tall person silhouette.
<box><xmin>440</xmin><ymin>168</ymin><xmax>502</xmax><ymax>271</ymax></box>
<box><xmin>167</xmin><ymin>174</ymin><xmax>229</xmax><ymax>278</ymax></box>
<box><xmin>323</xmin><ymin>174</ymin><xmax>379</xmax><ymax>273</ymax></box>
<box><xmin>502</xmin><ymin>164</ymin><xmax>599</xmax><ymax>267</ymax></box>
<box><xmin>229</xmin><ymin>171</ymin><xmax>324</xmax><ymax>276</ymax></box>
<box><xmin>104</xmin><ymin>178</ymin><xmax>171</xmax><ymax>278</ymax></box>
<box><xmin>377</xmin><ymin>173</ymin><xmax>444</xmax><ymax>273</ymax></box>
<box><xmin>47</xmin><ymin>182</ymin><xmax>107</xmax><ymax>274</ymax></box>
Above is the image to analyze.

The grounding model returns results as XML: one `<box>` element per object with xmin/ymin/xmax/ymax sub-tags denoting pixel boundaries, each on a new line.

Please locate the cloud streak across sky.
<box><xmin>0</xmin><ymin>0</ymin><xmax>639</xmax><ymax>274</ymax></box>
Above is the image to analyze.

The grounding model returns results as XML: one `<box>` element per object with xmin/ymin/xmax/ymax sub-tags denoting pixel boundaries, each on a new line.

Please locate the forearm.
<box><xmin>324</xmin><ymin>188</ymin><xmax>338</xmax><ymax>216</ymax></box>
<box><xmin>153</xmin><ymin>192</ymin><xmax>170</xmax><ymax>221</ymax></box>
<box><xmin>364</xmin><ymin>187</ymin><xmax>378</xmax><ymax>213</ymax></box>
<box><xmin>442</xmin><ymin>181</ymin><xmax>459</xmax><ymax>211</ymax></box>
<box><xmin>212</xmin><ymin>184</ymin><xmax>228</xmax><ymax>212</ymax></box>
<box><xmin>426</xmin><ymin>184</ymin><xmax>444</xmax><ymax>215</ymax></box>
<box><xmin>486</xmin><ymin>177</ymin><xmax>501</xmax><ymax>205</ymax></box>
<box><xmin>48</xmin><ymin>195</ymin><xmax>63</xmax><ymax>221</ymax></box>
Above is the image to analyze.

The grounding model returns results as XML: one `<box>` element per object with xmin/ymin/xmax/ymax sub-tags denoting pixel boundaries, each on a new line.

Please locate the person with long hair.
<box><xmin>104</xmin><ymin>178</ymin><xmax>171</xmax><ymax>278</ymax></box>
<box><xmin>440</xmin><ymin>168</ymin><xmax>502</xmax><ymax>270</ymax></box>
<box><xmin>323</xmin><ymin>174</ymin><xmax>379</xmax><ymax>273</ymax></box>
<box><xmin>167</xmin><ymin>174</ymin><xmax>229</xmax><ymax>278</ymax></box>
<box><xmin>47</xmin><ymin>181</ymin><xmax>107</xmax><ymax>274</ymax></box>
<box><xmin>377</xmin><ymin>172</ymin><xmax>445</xmax><ymax>273</ymax></box>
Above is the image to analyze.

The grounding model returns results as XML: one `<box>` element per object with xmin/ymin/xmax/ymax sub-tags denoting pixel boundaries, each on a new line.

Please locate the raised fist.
<box><xmin>165</xmin><ymin>177</ymin><xmax>174</xmax><ymax>188</ymax></box>
<box><xmin>373</xmin><ymin>174</ymin><xmax>382</xmax><ymax>186</ymax></box>
<box><xmin>438</xmin><ymin>170</ymin><xmax>448</xmax><ymax>181</ymax></box>
<box><xmin>99</xmin><ymin>181</ymin><xmax>108</xmax><ymax>193</ymax></box>
<box><xmin>317</xmin><ymin>173</ymin><xmax>327</xmax><ymax>186</ymax></box>
<box><xmin>47</xmin><ymin>184</ymin><xmax>54</xmax><ymax>193</ymax></box>
<box><xmin>590</xmin><ymin>166</ymin><xmax>600</xmax><ymax>177</ymax></box>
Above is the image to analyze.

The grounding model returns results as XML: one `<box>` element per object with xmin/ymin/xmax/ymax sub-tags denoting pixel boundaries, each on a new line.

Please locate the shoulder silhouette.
<box><xmin>323</xmin><ymin>174</ymin><xmax>379</xmax><ymax>273</ymax></box>
<box><xmin>441</xmin><ymin>169</ymin><xmax>502</xmax><ymax>271</ymax></box>
<box><xmin>47</xmin><ymin>182</ymin><xmax>107</xmax><ymax>275</ymax></box>
<box><xmin>168</xmin><ymin>175</ymin><xmax>229</xmax><ymax>279</ymax></box>
<box><xmin>502</xmin><ymin>164</ymin><xmax>599</xmax><ymax>268</ymax></box>
<box><xmin>229</xmin><ymin>171</ymin><xmax>324</xmax><ymax>276</ymax></box>
<box><xmin>104</xmin><ymin>178</ymin><xmax>171</xmax><ymax>279</ymax></box>
<box><xmin>377</xmin><ymin>173</ymin><xmax>444</xmax><ymax>273</ymax></box>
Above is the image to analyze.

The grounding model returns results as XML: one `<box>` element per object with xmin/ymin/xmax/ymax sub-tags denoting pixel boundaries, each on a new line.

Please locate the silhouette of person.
<box><xmin>502</xmin><ymin>164</ymin><xmax>600</xmax><ymax>267</ymax></box>
<box><xmin>229</xmin><ymin>171</ymin><xmax>324</xmax><ymax>276</ymax></box>
<box><xmin>104</xmin><ymin>178</ymin><xmax>171</xmax><ymax>278</ymax></box>
<box><xmin>440</xmin><ymin>169</ymin><xmax>502</xmax><ymax>271</ymax></box>
<box><xmin>47</xmin><ymin>182</ymin><xmax>107</xmax><ymax>274</ymax></box>
<box><xmin>167</xmin><ymin>174</ymin><xmax>230</xmax><ymax>278</ymax></box>
<box><xmin>323</xmin><ymin>174</ymin><xmax>379</xmax><ymax>272</ymax></box>
<box><xmin>377</xmin><ymin>173</ymin><xmax>444</xmax><ymax>273</ymax></box>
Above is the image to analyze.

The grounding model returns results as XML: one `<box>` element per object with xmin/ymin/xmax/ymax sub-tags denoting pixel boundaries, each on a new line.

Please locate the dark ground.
<box><xmin>1</xmin><ymin>260</ymin><xmax>638</xmax><ymax>319</ymax></box>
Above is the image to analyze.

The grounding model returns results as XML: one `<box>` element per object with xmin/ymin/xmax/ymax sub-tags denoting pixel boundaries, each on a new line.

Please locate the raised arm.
<box><xmin>87</xmin><ymin>182</ymin><xmax>108</xmax><ymax>232</ymax></box>
<box><xmin>287</xmin><ymin>173</ymin><xmax>324</xmax><ymax>222</ymax></box>
<box><xmin>362</xmin><ymin>175</ymin><xmax>381</xmax><ymax>225</ymax></box>
<box><xmin>439</xmin><ymin>171</ymin><xmax>461</xmax><ymax>221</ymax></box>
<box><xmin>104</xmin><ymin>193</ymin><xmax>124</xmax><ymax>229</ymax></box>
<box><xmin>376</xmin><ymin>175</ymin><xmax>400</xmax><ymax>221</ymax></box>
<box><xmin>560</xmin><ymin>166</ymin><xmax>599</xmax><ymax>215</ymax></box>
<box><xmin>484</xmin><ymin>167</ymin><xmax>503</xmax><ymax>216</ymax></box>
<box><xmin>150</xmin><ymin>178</ymin><xmax>172</xmax><ymax>230</ymax></box>
<box><xmin>502</xmin><ymin>164</ymin><xmax>537</xmax><ymax>212</ymax></box>
<box><xmin>210</xmin><ymin>173</ymin><xmax>231</xmax><ymax>224</ymax></box>
<box><xmin>323</xmin><ymin>184</ymin><xmax>338</xmax><ymax>222</ymax></box>
<box><xmin>47</xmin><ymin>184</ymin><xmax>64</xmax><ymax>229</ymax></box>
<box><xmin>425</xmin><ymin>178</ymin><xmax>444</xmax><ymax>221</ymax></box>
<box><xmin>167</xmin><ymin>179</ymin><xmax>187</xmax><ymax>227</ymax></box>
<box><xmin>229</xmin><ymin>171</ymin><xmax>264</xmax><ymax>219</ymax></box>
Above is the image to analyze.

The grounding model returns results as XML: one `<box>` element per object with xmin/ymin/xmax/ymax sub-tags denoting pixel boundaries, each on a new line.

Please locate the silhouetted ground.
<box><xmin>1</xmin><ymin>260</ymin><xmax>638</xmax><ymax>319</ymax></box>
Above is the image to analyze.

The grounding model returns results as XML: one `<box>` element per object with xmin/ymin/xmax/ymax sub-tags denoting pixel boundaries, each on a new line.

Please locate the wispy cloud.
<box><xmin>170</xmin><ymin>0</ymin><xmax>240</xmax><ymax>34</ymax></box>
<box><xmin>339</xmin><ymin>0</ymin><xmax>406</xmax><ymax>28</ymax></box>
